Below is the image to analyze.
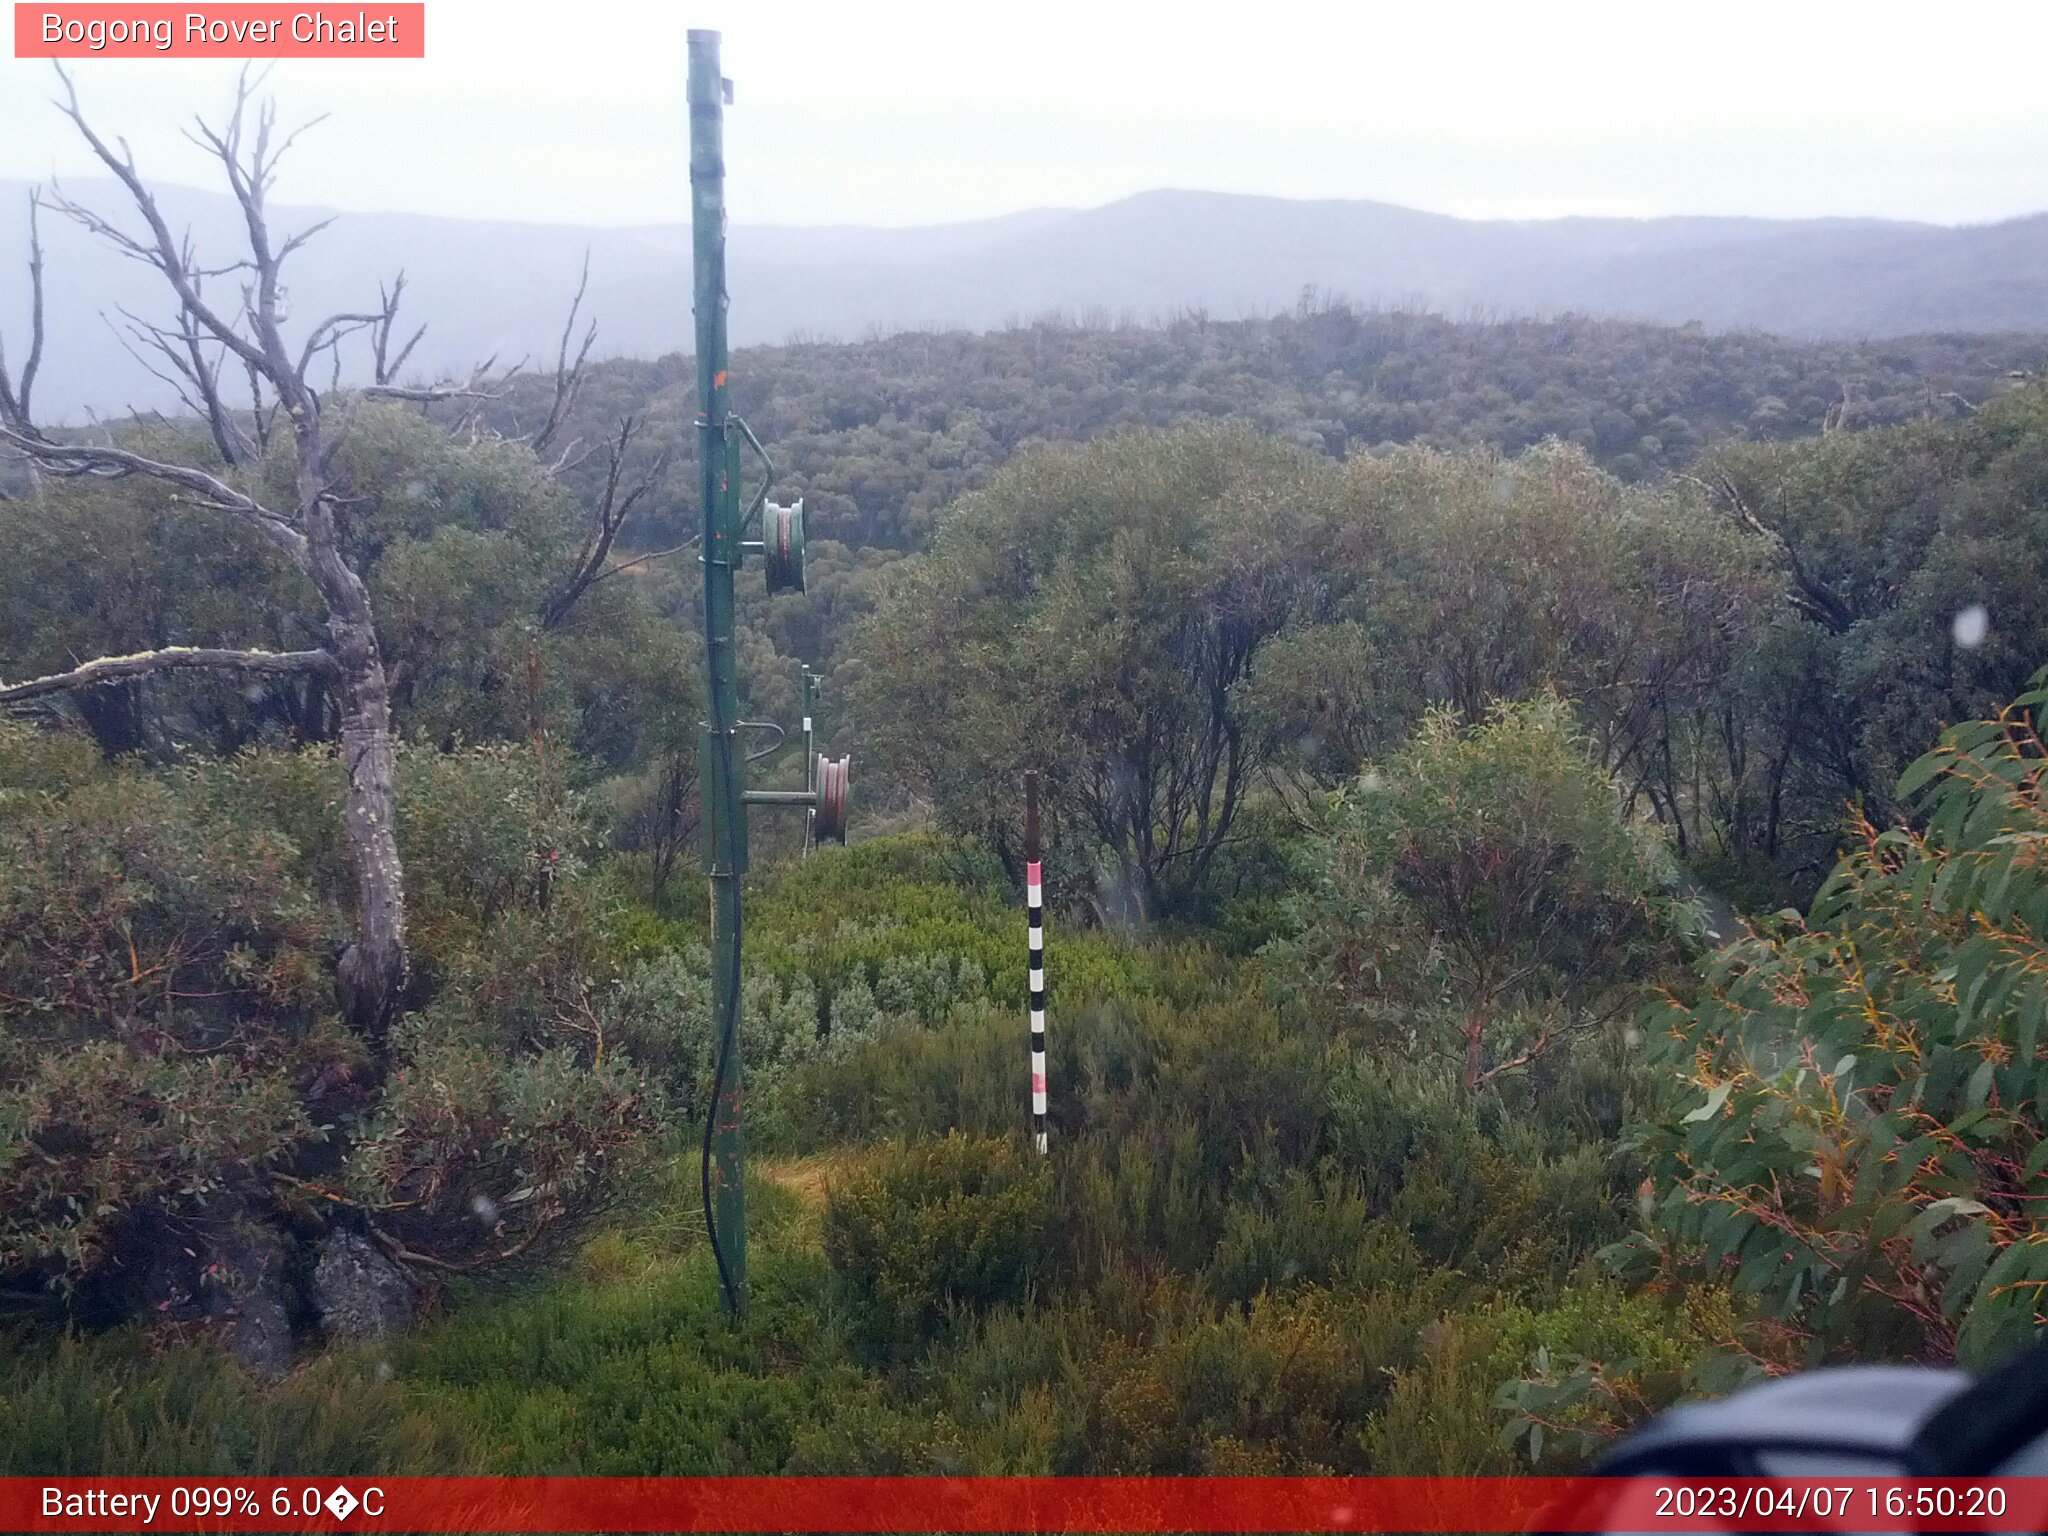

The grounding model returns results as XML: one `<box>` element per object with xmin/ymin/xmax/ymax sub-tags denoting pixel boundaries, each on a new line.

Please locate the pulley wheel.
<box><xmin>763</xmin><ymin>500</ymin><xmax>807</xmax><ymax>594</ymax></box>
<box><xmin>814</xmin><ymin>753</ymin><xmax>849</xmax><ymax>844</ymax></box>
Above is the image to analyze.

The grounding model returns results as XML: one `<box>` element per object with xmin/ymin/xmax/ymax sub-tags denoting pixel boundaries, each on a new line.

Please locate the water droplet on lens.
<box><xmin>1953</xmin><ymin>604</ymin><xmax>1990</xmax><ymax>649</ymax></box>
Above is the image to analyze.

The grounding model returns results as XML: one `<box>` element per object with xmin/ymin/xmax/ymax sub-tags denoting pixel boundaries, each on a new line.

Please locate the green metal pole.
<box><xmin>802</xmin><ymin>669</ymin><xmax>818</xmax><ymax>856</ymax></box>
<box><xmin>689</xmin><ymin>27</ymin><xmax>746</xmax><ymax>1316</ymax></box>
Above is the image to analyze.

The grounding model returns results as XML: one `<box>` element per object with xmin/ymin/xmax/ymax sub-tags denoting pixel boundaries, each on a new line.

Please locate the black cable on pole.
<box><xmin>700</xmin><ymin>931</ymin><xmax>741</xmax><ymax>1309</ymax></box>
<box><xmin>700</xmin><ymin>662</ymin><xmax>744</xmax><ymax>1313</ymax></box>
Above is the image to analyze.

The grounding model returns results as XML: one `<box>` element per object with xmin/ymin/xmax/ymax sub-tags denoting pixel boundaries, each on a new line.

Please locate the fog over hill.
<box><xmin>4</xmin><ymin>180</ymin><xmax>2046</xmax><ymax>419</ymax></box>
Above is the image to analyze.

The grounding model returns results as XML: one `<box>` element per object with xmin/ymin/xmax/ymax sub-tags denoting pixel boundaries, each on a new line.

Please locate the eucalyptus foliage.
<box><xmin>857</xmin><ymin>423</ymin><xmax>1340</xmax><ymax>921</ymax></box>
<box><xmin>1616</xmin><ymin>680</ymin><xmax>2048</xmax><ymax>1367</ymax></box>
<box><xmin>1275</xmin><ymin>695</ymin><xmax>1691</xmax><ymax>1091</ymax></box>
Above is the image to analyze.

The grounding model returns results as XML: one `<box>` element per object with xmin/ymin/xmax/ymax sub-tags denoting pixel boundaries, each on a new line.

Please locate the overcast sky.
<box><xmin>4</xmin><ymin>0</ymin><xmax>2048</xmax><ymax>228</ymax></box>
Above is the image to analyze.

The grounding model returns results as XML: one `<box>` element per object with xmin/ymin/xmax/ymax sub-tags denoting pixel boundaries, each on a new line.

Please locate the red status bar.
<box><xmin>7</xmin><ymin>1476</ymin><xmax>2048</xmax><ymax>1532</ymax></box>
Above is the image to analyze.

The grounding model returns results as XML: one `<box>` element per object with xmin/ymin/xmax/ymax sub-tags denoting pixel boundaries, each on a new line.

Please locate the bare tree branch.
<box><xmin>540</xmin><ymin>414</ymin><xmax>673</xmax><ymax>630</ymax></box>
<box><xmin>1690</xmin><ymin>470</ymin><xmax>1855</xmax><ymax>635</ymax></box>
<box><xmin>0</xmin><ymin>189</ymin><xmax>45</xmax><ymax>430</ymax></box>
<box><xmin>370</xmin><ymin>273</ymin><xmax>425</xmax><ymax>386</ymax></box>
<box><xmin>530</xmin><ymin>252</ymin><xmax>595</xmax><ymax>457</ymax></box>
<box><xmin>359</xmin><ymin>379</ymin><xmax>500</xmax><ymax>404</ymax></box>
<box><xmin>244</xmin><ymin>352</ymin><xmax>278</xmax><ymax>452</ymax></box>
<box><xmin>105</xmin><ymin>304</ymin><xmax>257</xmax><ymax>464</ymax></box>
<box><xmin>47</xmin><ymin>65</ymin><xmax>272</xmax><ymax>378</ymax></box>
<box><xmin>581</xmin><ymin>536</ymin><xmax>699</xmax><ymax>586</ymax></box>
<box><xmin>192</xmin><ymin>80</ymin><xmax>305</xmax><ymax>399</ymax></box>
<box><xmin>0</xmin><ymin>645</ymin><xmax>335</xmax><ymax>705</ymax></box>
<box><xmin>274</xmin><ymin>213</ymin><xmax>337</xmax><ymax>264</ymax></box>
<box><xmin>360</xmin><ymin>351</ymin><xmax>512</xmax><ymax>407</ymax></box>
<box><xmin>106</xmin><ymin>307</ymin><xmax>205</xmax><ymax>405</ymax></box>
<box><xmin>296</xmin><ymin>308</ymin><xmax>384</xmax><ymax>381</ymax></box>
<box><xmin>152</xmin><ymin>309</ymin><xmax>217</xmax><ymax>403</ymax></box>
<box><xmin>0</xmin><ymin>423</ymin><xmax>307</xmax><ymax>560</ymax></box>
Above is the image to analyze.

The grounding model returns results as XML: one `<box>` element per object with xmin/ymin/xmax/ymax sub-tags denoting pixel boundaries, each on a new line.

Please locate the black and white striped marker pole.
<box><xmin>1026</xmin><ymin>771</ymin><xmax>1048</xmax><ymax>1154</ymax></box>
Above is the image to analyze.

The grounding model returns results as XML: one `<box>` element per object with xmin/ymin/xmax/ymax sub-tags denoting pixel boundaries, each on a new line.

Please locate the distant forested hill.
<box><xmin>498</xmin><ymin>306</ymin><xmax>2048</xmax><ymax>558</ymax></box>
<box><xmin>451</xmin><ymin>308</ymin><xmax>2048</xmax><ymax>763</ymax></box>
<box><xmin>6</xmin><ymin>180</ymin><xmax>2048</xmax><ymax>419</ymax></box>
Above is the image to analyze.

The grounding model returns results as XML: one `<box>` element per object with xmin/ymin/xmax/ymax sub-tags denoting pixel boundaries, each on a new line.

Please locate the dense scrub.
<box><xmin>0</xmin><ymin>820</ymin><xmax>1724</xmax><ymax>1474</ymax></box>
<box><xmin>477</xmin><ymin>310</ymin><xmax>2048</xmax><ymax>796</ymax></box>
<box><xmin>1273</xmin><ymin>695</ymin><xmax>1694</xmax><ymax>1091</ymax></box>
<box><xmin>6</xmin><ymin>669</ymin><xmax>2046</xmax><ymax>1470</ymax></box>
<box><xmin>0</xmin><ymin>727</ymin><xmax>660</xmax><ymax>1354</ymax></box>
<box><xmin>860</xmin><ymin>393</ymin><xmax>2048</xmax><ymax>914</ymax></box>
<box><xmin>5</xmin><ymin>311</ymin><xmax>2048</xmax><ymax>1474</ymax></box>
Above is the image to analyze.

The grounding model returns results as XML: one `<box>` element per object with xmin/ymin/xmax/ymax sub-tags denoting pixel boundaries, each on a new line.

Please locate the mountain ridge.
<box><xmin>3</xmin><ymin>180</ymin><xmax>2045</xmax><ymax>418</ymax></box>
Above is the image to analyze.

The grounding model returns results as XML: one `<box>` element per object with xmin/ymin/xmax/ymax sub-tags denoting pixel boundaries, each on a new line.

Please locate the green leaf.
<box><xmin>2021</xmin><ymin>1139</ymin><xmax>2048</xmax><ymax>1181</ymax></box>
<box><xmin>1909</xmin><ymin>1196</ymin><xmax>1992</xmax><ymax>1241</ymax></box>
<box><xmin>1896</xmin><ymin>749</ymin><xmax>1950</xmax><ymax>801</ymax></box>
<box><xmin>1683</xmin><ymin>1083</ymin><xmax>1732</xmax><ymax>1124</ymax></box>
<box><xmin>1967</xmin><ymin>1058</ymin><xmax>1997</xmax><ymax>1110</ymax></box>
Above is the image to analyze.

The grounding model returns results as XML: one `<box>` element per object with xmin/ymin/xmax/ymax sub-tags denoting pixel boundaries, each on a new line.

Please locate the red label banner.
<box><xmin>15</xmin><ymin>5</ymin><xmax>425</xmax><ymax>57</ymax></box>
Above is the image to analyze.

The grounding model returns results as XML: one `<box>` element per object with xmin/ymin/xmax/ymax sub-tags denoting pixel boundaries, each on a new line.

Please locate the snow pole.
<box><xmin>1026</xmin><ymin>770</ymin><xmax>1048</xmax><ymax>1153</ymax></box>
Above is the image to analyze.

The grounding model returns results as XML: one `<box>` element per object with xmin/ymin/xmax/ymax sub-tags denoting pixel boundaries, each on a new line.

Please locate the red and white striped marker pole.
<box><xmin>1025</xmin><ymin>771</ymin><xmax>1048</xmax><ymax>1154</ymax></box>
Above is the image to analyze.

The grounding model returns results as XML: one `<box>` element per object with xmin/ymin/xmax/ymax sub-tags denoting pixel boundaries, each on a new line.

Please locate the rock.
<box><xmin>312</xmin><ymin>1228</ymin><xmax>418</xmax><ymax>1341</ymax></box>
<box><xmin>140</xmin><ymin>1243</ymin><xmax>206</xmax><ymax>1325</ymax></box>
<box><xmin>199</xmin><ymin>1225</ymin><xmax>295</xmax><ymax>1383</ymax></box>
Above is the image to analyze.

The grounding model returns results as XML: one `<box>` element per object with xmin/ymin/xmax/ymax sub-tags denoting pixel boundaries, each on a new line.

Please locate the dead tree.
<box><xmin>0</xmin><ymin>67</ymin><xmax>690</xmax><ymax>1042</ymax></box>
<box><xmin>0</xmin><ymin>68</ymin><xmax>496</xmax><ymax>1040</ymax></box>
